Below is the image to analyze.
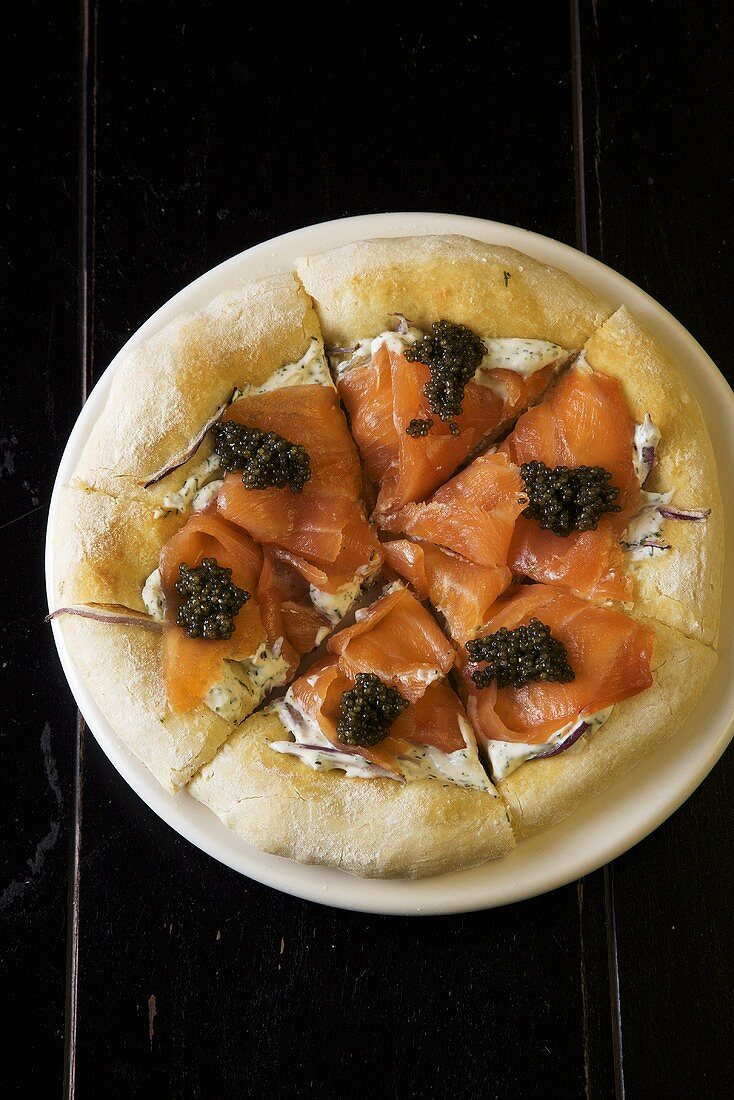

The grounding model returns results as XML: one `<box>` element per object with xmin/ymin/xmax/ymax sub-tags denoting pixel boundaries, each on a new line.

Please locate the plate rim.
<box><xmin>45</xmin><ymin>211</ymin><xmax>734</xmax><ymax>915</ymax></box>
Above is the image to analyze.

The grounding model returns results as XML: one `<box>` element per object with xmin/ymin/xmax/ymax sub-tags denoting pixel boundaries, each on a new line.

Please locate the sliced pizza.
<box><xmin>50</xmin><ymin>236</ymin><xmax>724</xmax><ymax>877</ymax></box>
<box><xmin>189</xmin><ymin>584</ymin><xmax>514</xmax><ymax>877</ymax></box>
<box><xmin>296</xmin><ymin>234</ymin><xmax>612</xmax><ymax>517</ymax></box>
<box><xmin>53</xmin><ymin>274</ymin><xmax>382</xmax><ymax>790</ymax></box>
<box><xmin>458</xmin><ymin>583</ymin><xmax>716</xmax><ymax>837</ymax></box>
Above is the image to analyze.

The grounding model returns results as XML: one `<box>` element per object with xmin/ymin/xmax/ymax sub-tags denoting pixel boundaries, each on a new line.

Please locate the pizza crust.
<box><xmin>73</xmin><ymin>272</ymin><xmax>321</xmax><ymax>499</ymax></box>
<box><xmin>57</xmin><ymin>615</ymin><xmax>231</xmax><ymax>792</ymax></box>
<box><xmin>53</xmin><ymin>484</ymin><xmax>185</xmax><ymax>612</ymax></box>
<box><xmin>296</xmin><ymin>234</ymin><xmax>613</xmax><ymax>348</ymax></box>
<box><xmin>188</xmin><ymin>709</ymin><xmax>515</xmax><ymax>878</ymax></box>
<box><xmin>583</xmin><ymin>306</ymin><xmax>724</xmax><ymax>645</ymax></box>
<box><xmin>498</xmin><ymin>615</ymin><xmax>717</xmax><ymax>839</ymax></box>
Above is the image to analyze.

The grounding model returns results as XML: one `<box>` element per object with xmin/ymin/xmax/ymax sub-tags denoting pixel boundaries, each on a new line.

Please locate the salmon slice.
<box><xmin>218</xmin><ymin>476</ymin><xmax>354</xmax><ymax>561</ymax></box>
<box><xmin>337</xmin><ymin>341</ymin><xmax>397</xmax><ymax>485</ymax></box>
<box><xmin>280</xmin><ymin>601</ymin><xmax>331</xmax><ymax>653</ymax></box>
<box><xmin>463</xmin><ymin>584</ymin><xmax>653</xmax><ymax>745</ymax></box>
<box><xmin>225</xmin><ymin>384</ymin><xmax>363</xmax><ymax>494</ymax></box>
<box><xmin>508</xmin><ymin>517</ymin><xmax>632</xmax><ymax>604</ymax></box>
<box><xmin>384</xmin><ymin>539</ymin><xmax>511</xmax><ymax>645</ymax></box>
<box><xmin>404</xmin><ymin>679</ymin><xmax>475</xmax><ymax>755</ymax></box>
<box><xmin>217</xmin><ymin>385</ymin><xmax>366</xmax><ymax>562</ymax></box>
<box><xmin>500</xmin><ymin>363</ymin><xmax>639</xmax><ymax>506</ymax></box>
<box><xmin>379</xmin><ymin>453</ymin><xmax>526</xmax><ymax>641</ymax></box>
<box><xmin>269</xmin><ymin>511</ymin><xmax>383</xmax><ymax>595</ymax></box>
<box><xmin>215</xmin><ymin>384</ymin><xmax>381</xmax><ymax>605</ymax></box>
<box><xmin>159</xmin><ymin>513</ymin><xmax>266</xmax><ymax>713</ymax></box>
<box><xmin>499</xmin><ymin>364</ymin><xmax>640</xmax><ymax>603</ymax></box>
<box><xmin>159</xmin><ymin>514</ymin><xmax>333</xmax><ymax>714</ymax></box>
<box><xmin>338</xmin><ymin>339</ymin><xmax>564</xmax><ymax>517</ymax></box>
<box><xmin>326</xmin><ymin>584</ymin><xmax>455</xmax><ymax>703</ymax></box>
<box><xmin>382</xmin><ymin>453</ymin><xmax>527</xmax><ymax>567</ymax></box>
<box><xmin>257</xmin><ymin>547</ymin><xmax>337</xmax><ymax>662</ymax></box>
<box><xmin>286</xmin><ymin>624</ymin><xmax>464</xmax><ymax>770</ymax></box>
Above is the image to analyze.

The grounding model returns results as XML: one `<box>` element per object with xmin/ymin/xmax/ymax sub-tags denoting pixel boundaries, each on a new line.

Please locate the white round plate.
<box><xmin>46</xmin><ymin>212</ymin><xmax>734</xmax><ymax>915</ymax></box>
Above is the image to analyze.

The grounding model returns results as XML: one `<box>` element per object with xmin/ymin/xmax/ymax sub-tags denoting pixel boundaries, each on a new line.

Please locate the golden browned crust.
<box><xmin>187</xmin><ymin>708</ymin><xmax>515</xmax><ymax>878</ymax></box>
<box><xmin>53</xmin><ymin>484</ymin><xmax>186</xmax><ymax>611</ymax></box>
<box><xmin>498</xmin><ymin>616</ymin><xmax>717</xmax><ymax>839</ymax></box>
<box><xmin>584</xmin><ymin>306</ymin><xmax>724</xmax><ymax>645</ymax></box>
<box><xmin>296</xmin><ymin>234</ymin><xmax>613</xmax><ymax>348</ymax></box>
<box><xmin>73</xmin><ymin>272</ymin><xmax>321</xmax><ymax>499</ymax></box>
<box><xmin>57</xmin><ymin>615</ymin><xmax>231</xmax><ymax>792</ymax></box>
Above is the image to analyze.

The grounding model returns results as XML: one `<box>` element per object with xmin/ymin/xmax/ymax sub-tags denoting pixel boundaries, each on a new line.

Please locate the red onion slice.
<box><xmin>142</xmin><ymin>398</ymin><xmax>231</xmax><ymax>488</ymax></box>
<box><xmin>642</xmin><ymin>537</ymin><xmax>670</xmax><ymax>549</ymax></box>
<box><xmin>286</xmin><ymin>741</ymin><xmax>404</xmax><ymax>780</ymax></box>
<box><xmin>47</xmin><ymin>606</ymin><xmax>163</xmax><ymax>632</ymax></box>
<box><xmin>388</xmin><ymin>312</ymin><xmax>411</xmax><ymax>335</ymax></box>
<box><xmin>640</xmin><ymin>444</ymin><xmax>656</xmax><ymax>486</ymax></box>
<box><xmin>660</xmin><ymin>506</ymin><xmax>711</xmax><ymax>521</ymax></box>
<box><xmin>533</xmin><ymin>721</ymin><xmax>590</xmax><ymax>759</ymax></box>
<box><xmin>327</xmin><ymin>344</ymin><xmax>359</xmax><ymax>356</ymax></box>
<box><xmin>279</xmin><ymin>702</ymin><xmax>404</xmax><ymax>780</ymax></box>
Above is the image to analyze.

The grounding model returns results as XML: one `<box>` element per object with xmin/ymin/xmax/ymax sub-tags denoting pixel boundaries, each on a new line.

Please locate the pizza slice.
<box><xmin>492</xmin><ymin>307</ymin><xmax>723</xmax><ymax>640</ymax></box>
<box><xmin>52</xmin><ymin>274</ymin><xmax>382</xmax><ymax>791</ymax></box>
<box><xmin>580</xmin><ymin>306</ymin><xmax>723</xmax><ymax>645</ymax></box>
<box><xmin>382</xmin><ymin>305</ymin><xmax>722</xmax><ymax>643</ymax></box>
<box><xmin>456</xmin><ymin>582</ymin><xmax>716</xmax><ymax>837</ymax></box>
<box><xmin>189</xmin><ymin>583</ymin><xmax>515</xmax><ymax>877</ymax></box>
<box><xmin>296</xmin><ymin>235</ymin><xmax>612</xmax><ymax>517</ymax></box>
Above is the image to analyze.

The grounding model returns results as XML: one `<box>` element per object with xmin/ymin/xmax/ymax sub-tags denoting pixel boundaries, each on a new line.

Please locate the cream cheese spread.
<box><xmin>270</xmin><ymin>692</ymin><xmax>496</xmax><ymax>792</ymax></box>
<box><xmin>486</xmin><ymin>706</ymin><xmax>614</xmax><ymax>783</ymax></box>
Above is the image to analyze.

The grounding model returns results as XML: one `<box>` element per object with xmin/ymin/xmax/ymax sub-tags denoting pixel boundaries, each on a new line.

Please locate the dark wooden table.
<box><xmin>3</xmin><ymin>3</ymin><xmax>732</xmax><ymax>1096</ymax></box>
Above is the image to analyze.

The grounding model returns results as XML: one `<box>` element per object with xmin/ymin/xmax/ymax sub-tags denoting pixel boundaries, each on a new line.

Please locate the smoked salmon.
<box><xmin>499</xmin><ymin>363</ymin><xmax>640</xmax><ymax>603</ymax></box>
<box><xmin>159</xmin><ymin>512</ymin><xmax>267</xmax><ymax>712</ymax></box>
<box><xmin>216</xmin><ymin>384</ymin><xmax>383</xmax><ymax>591</ymax></box>
<box><xmin>256</xmin><ymin>548</ymin><xmax>330</xmax><ymax>668</ymax></box>
<box><xmin>159</xmin><ymin>513</ymin><xmax>330</xmax><ymax>713</ymax></box>
<box><xmin>380</xmin><ymin>453</ymin><xmax>527</xmax><ymax>642</ymax></box>
<box><xmin>462</xmin><ymin>583</ymin><xmax>653</xmax><ymax>746</ymax></box>
<box><xmin>286</xmin><ymin>586</ymin><xmax>467</xmax><ymax>773</ymax></box>
<box><xmin>337</xmin><ymin>336</ymin><xmax>566</xmax><ymax>517</ymax></box>
<box><xmin>326</xmin><ymin>583</ymin><xmax>455</xmax><ymax>702</ymax></box>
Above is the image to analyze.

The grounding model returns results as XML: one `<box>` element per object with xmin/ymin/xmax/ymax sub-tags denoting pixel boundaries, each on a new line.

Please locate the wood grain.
<box><xmin>0</xmin><ymin>5</ymin><xmax>81</xmax><ymax>1094</ymax></box>
<box><xmin>579</xmin><ymin>2</ymin><xmax>734</xmax><ymax>1095</ymax></box>
<box><xmin>2</xmin><ymin>2</ymin><xmax>731</xmax><ymax>1097</ymax></box>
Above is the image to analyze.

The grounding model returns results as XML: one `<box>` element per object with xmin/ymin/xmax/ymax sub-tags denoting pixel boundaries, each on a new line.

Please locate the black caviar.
<box><xmin>212</xmin><ymin>420</ymin><xmax>311</xmax><ymax>494</ymax></box>
<box><xmin>466</xmin><ymin>618</ymin><xmax>575</xmax><ymax>690</ymax></box>
<box><xmin>520</xmin><ymin>460</ymin><xmax>621</xmax><ymax>537</ymax></box>
<box><xmin>175</xmin><ymin>557</ymin><xmax>250</xmax><ymax>640</ymax></box>
<box><xmin>406</xmin><ymin>418</ymin><xmax>434</xmax><ymax>438</ymax></box>
<box><xmin>337</xmin><ymin>673</ymin><xmax>409</xmax><ymax>748</ymax></box>
<box><xmin>404</xmin><ymin>320</ymin><xmax>486</xmax><ymax>422</ymax></box>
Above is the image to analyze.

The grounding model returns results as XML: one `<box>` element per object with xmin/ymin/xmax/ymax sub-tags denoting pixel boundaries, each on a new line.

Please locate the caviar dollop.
<box><xmin>466</xmin><ymin>617</ymin><xmax>575</xmax><ymax>690</ymax></box>
<box><xmin>337</xmin><ymin>673</ymin><xmax>409</xmax><ymax>748</ymax></box>
<box><xmin>212</xmin><ymin>420</ymin><xmax>311</xmax><ymax>494</ymax></box>
<box><xmin>520</xmin><ymin>460</ymin><xmax>621</xmax><ymax>537</ymax></box>
<box><xmin>175</xmin><ymin>557</ymin><xmax>250</xmax><ymax>640</ymax></box>
<box><xmin>406</xmin><ymin>418</ymin><xmax>435</xmax><ymax>438</ymax></box>
<box><xmin>404</xmin><ymin>320</ymin><xmax>486</xmax><ymax>423</ymax></box>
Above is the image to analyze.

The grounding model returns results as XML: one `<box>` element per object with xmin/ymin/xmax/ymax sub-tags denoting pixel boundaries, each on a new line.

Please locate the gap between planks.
<box><xmin>570</xmin><ymin>1</ymin><xmax>625</xmax><ymax>1096</ymax></box>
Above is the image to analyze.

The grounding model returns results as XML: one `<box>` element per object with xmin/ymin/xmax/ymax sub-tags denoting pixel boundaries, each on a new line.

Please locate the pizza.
<box><xmin>50</xmin><ymin>235</ymin><xmax>724</xmax><ymax>878</ymax></box>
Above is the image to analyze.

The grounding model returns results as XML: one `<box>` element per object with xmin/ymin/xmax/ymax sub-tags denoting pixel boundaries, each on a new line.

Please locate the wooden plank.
<box><xmin>0</xmin><ymin>5</ymin><xmax>81</xmax><ymax>1093</ymax></box>
<box><xmin>579</xmin><ymin>1</ymin><xmax>734</xmax><ymax>1095</ymax></box>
